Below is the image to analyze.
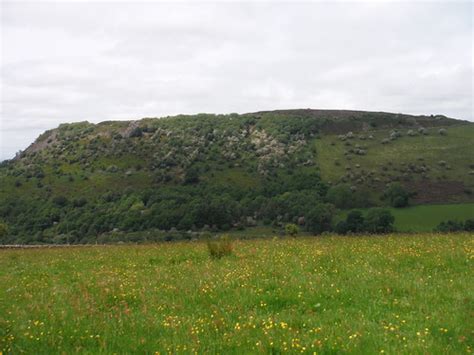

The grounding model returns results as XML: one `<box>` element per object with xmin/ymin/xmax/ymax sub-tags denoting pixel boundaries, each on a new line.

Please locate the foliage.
<box><xmin>128</xmin><ymin>127</ymin><xmax>143</xmax><ymax>138</ymax></box>
<box><xmin>0</xmin><ymin>110</ymin><xmax>472</xmax><ymax>243</ymax></box>
<box><xmin>336</xmin><ymin>209</ymin><xmax>394</xmax><ymax>235</ymax></box>
<box><xmin>0</xmin><ymin>221</ymin><xmax>8</xmax><ymax>241</ymax></box>
<box><xmin>305</xmin><ymin>203</ymin><xmax>334</xmax><ymax>234</ymax></box>
<box><xmin>284</xmin><ymin>223</ymin><xmax>299</xmax><ymax>237</ymax></box>
<box><xmin>345</xmin><ymin>210</ymin><xmax>365</xmax><ymax>233</ymax></box>
<box><xmin>326</xmin><ymin>184</ymin><xmax>353</xmax><ymax>209</ymax></box>
<box><xmin>435</xmin><ymin>218</ymin><xmax>474</xmax><ymax>232</ymax></box>
<box><xmin>465</xmin><ymin>219</ymin><xmax>474</xmax><ymax>231</ymax></box>
<box><xmin>364</xmin><ymin>208</ymin><xmax>395</xmax><ymax>233</ymax></box>
<box><xmin>383</xmin><ymin>183</ymin><xmax>410</xmax><ymax>208</ymax></box>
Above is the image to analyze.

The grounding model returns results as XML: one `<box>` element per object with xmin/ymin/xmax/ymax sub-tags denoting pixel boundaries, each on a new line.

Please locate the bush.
<box><xmin>435</xmin><ymin>219</ymin><xmax>474</xmax><ymax>232</ymax></box>
<box><xmin>207</xmin><ymin>235</ymin><xmax>233</xmax><ymax>259</ymax></box>
<box><xmin>364</xmin><ymin>208</ymin><xmax>394</xmax><ymax>233</ymax></box>
<box><xmin>285</xmin><ymin>223</ymin><xmax>299</xmax><ymax>237</ymax></box>
<box><xmin>129</xmin><ymin>127</ymin><xmax>143</xmax><ymax>138</ymax></box>
<box><xmin>435</xmin><ymin>220</ymin><xmax>464</xmax><ymax>232</ymax></box>
<box><xmin>72</xmin><ymin>197</ymin><xmax>87</xmax><ymax>208</ymax></box>
<box><xmin>326</xmin><ymin>184</ymin><xmax>353</xmax><ymax>209</ymax></box>
<box><xmin>305</xmin><ymin>203</ymin><xmax>334</xmax><ymax>234</ymax></box>
<box><xmin>464</xmin><ymin>219</ymin><xmax>474</xmax><ymax>231</ymax></box>
<box><xmin>335</xmin><ymin>221</ymin><xmax>348</xmax><ymax>234</ymax></box>
<box><xmin>383</xmin><ymin>183</ymin><xmax>410</xmax><ymax>207</ymax></box>
<box><xmin>52</xmin><ymin>195</ymin><xmax>68</xmax><ymax>207</ymax></box>
<box><xmin>345</xmin><ymin>210</ymin><xmax>365</xmax><ymax>233</ymax></box>
<box><xmin>0</xmin><ymin>222</ymin><xmax>8</xmax><ymax>241</ymax></box>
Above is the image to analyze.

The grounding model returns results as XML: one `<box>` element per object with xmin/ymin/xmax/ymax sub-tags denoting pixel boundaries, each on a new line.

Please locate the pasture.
<box><xmin>0</xmin><ymin>234</ymin><xmax>472</xmax><ymax>353</ymax></box>
<box><xmin>391</xmin><ymin>203</ymin><xmax>474</xmax><ymax>232</ymax></box>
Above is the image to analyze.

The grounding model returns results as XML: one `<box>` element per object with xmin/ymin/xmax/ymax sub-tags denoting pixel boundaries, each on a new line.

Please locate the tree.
<box><xmin>305</xmin><ymin>203</ymin><xmax>334</xmax><ymax>234</ymax></box>
<box><xmin>364</xmin><ymin>208</ymin><xmax>394</xmax><ymax>233</ymax></box>
<box><xmin>345</xmin><ymin>210</ymin><xmax>365</xmax><ymax>233</ymax></box>
<box><xmin>0</xmin><ymin>222</ymin><xmax>8</xmax><ymax>242</ymax></box>
<box><xmin>326</xmin><ymin>184</ymin><xmax>353</xmax><ymax>209</ymax></box>
<box><xmin>285</xmin><ymin>223</ymin><xmax>299</xmax><ymax>237</ymax></box>
<box><xmin>335</xmin><ymin>221</ymin><xmax>348</xmax><ymax>235</ymax></box>
<box><xmin>129</xmin><ymin>127</ymin><xmax>143</xmax><ymax>138</ymax></box>
<box><xmin>464</xmin><ymin>219</ymin><xmax>474</xmax><ymax>231</ymax></box>
<box><xmin>435</xmin><ymin>220</ymin><xmax>464</xmax><ymax>232</ymax></box>
<box><xmin>383</xmin><ymin>183</ymin><xmax>410</xmax><ymax>208</ymax></box>
<box><xmin>184</xmin><ymin>166</ymin><xmax>200</xmax><ymax>184</ymax></box>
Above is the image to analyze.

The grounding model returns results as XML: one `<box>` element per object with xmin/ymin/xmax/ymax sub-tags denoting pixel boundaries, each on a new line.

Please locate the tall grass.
<box><xmin>206</xmin><ymin>234</ymin><xmax>233</xmax><ymax>258</ymax></box>
<box><xmin>0</xmin><ymin>233</ymin><xmax>472</xmax><ymax>353</ymax></box>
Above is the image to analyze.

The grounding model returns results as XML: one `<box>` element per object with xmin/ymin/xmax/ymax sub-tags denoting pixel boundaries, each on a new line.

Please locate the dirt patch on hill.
<box><xmin>407</xmin><ymin>180</ymin><xmax>470</xmax><ymax>204</ymax></box>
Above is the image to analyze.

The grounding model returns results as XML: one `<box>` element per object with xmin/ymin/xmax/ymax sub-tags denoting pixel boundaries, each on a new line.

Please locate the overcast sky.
<box><xmin>1</xmin><ymin>1</ymin><xmax>472</xmax><ymax>161</ymax></box>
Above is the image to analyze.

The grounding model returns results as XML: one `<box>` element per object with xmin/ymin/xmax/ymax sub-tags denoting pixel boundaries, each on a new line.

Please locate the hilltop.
<box><xmin>0</xmin><ymin>109</ymin><xmax>473</xmax><ymax>243</ymax></box>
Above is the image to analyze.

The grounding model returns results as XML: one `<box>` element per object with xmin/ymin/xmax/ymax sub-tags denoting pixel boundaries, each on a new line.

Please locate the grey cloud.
<box><xmin>1</xmin><ymin>1</ymin><xmax>472</xmax><ymax>161</ymax></box>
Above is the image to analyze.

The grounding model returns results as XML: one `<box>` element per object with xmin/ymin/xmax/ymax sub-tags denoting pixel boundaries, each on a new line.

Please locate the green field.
<box><xmin>391</xmin><ymin>203</ymin><xmax>474</xmax><ymax>232</ymax></box>
<box><xmin>1</xmin><ymin>234</ymin><xmax>472</xmax><ymax>353</ymax></box>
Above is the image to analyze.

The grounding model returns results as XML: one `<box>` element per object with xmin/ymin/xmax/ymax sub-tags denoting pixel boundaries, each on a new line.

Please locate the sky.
<box><xmin>0</xmin><ymin>1</ymin><xmax>472</xmax><ymax>161</ymax></box>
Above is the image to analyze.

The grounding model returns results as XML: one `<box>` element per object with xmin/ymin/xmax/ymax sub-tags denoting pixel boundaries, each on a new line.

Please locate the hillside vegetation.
<box><xmin>0</xmin><ymin>234</ymin><xmax>472</xmax><ymax>353</ymax></box>
<box><xmin>0</xmin><ymin>109</ymin><xmax>473</xmax><ymax>243</ymax></box>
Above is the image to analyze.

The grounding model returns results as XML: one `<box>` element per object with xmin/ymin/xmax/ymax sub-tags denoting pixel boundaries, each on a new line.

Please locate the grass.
<box><xmin>390</xmin><ymin>203</ymin><xmax>474</xmax><ymax>232</ymax></box>
<box><xmin>1</xmin><ymin>234</ymin><xmax>472</xmax><ymax>353</ymax></box>
<box><xmin>336</xmin><ymin>202</ymin><xmax>474</xmax><ymax>232</ymax></box>
<box><xmin>315</xmin><ymin>124</ymin><xmax>474</xmax><ymax>189</ymax></box>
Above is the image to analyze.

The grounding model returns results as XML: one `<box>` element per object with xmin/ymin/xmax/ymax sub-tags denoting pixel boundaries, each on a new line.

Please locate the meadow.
<box><xmin>390</xmin><ymin>203</ymin><xmax>474</xmax><ymax>232</ymax></box>
<box><xmin>333</xmin><ymin>203</ymin><xmax>474</xmax><ymax>233</ymax></box>
<box><xmin>0</xmin><ymin>234</ymin><xmax>473</xmax><ymax>354</ymax></box>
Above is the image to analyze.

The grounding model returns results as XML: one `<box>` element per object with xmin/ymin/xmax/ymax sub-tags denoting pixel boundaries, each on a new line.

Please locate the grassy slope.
<box><xmin>315</xmin><ymin>124</ymin><xmax>474</xmax><ymax>188</ymax></box>
<box><xmin>1</xmin><ymin>234</ymin><xmax>472</xmax><ymax>354</ymax></box>
<box><xmin>391</xmin><ymin>203</ymin><xmax>474</xmax><ymax>232</ymax></box>
<box><xmin>335</xmin><ymin>202</ymin><xmax>474</xmax><ymax>232</ymax></box>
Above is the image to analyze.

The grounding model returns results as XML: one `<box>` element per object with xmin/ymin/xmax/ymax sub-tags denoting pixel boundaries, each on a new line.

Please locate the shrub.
<box><xmin>129</xmin><ymin>127</ymin><xmax>143</xmax><ymax>138</ymax></box>
<box><xmin>207</xmin><ymin>235</ymin><xmax>233</xmax><ymax>259</ymax></box>
<box><xmin>72</xmin><ymin>197</ymin><xmax>87</xmax><ymax>208</ymax></box>
<box><xmin>52</xmin><ymin>195</ymin><xmax>68</xmax><ymax>207</ymax></box>
<box><xmin>435</xmin><ymin>220</ymin><xmax>463</xmax><ymax>232</ymax></box>
<box><xmin>418</xmin><ymin>127</ymin><xmax>428</xmax><ymax>135</ymax></box>
<box><xmin>0</xmin><ymin>222</ymin><xmax>8</xmax><ymax>241</ymax></box>
<box><xmin>345</xmin><ymin>210</ymin><xmax>365</xmax><ymax>233</ymax></box>
<box><xmin>435</xmin><ymin>219</ymin><xmax>474</xmax><ymax>232</ymax></box>
<box><xmin>326</xmin><ymin>184</ymin><xmax>353</xmax><ymax>209</ymax></box>
<box><xmin>383</xmin><ymin>182</ymin><xmax>410</xmax><ymax>207</ymax></box>
<box><xmin>364</xmin><ymin>208</ymin><xmax>394</xmax><ymax>233</ymax></box>
<box><xmin>464</xmin><ymin>219</ymin><xmax>474</xmax><ymax>231</ymax></box>
<box><xmin>335</xmin><ymin>221</ymin><xmax>348</xmax><ymax>234</ymax></box>
<box><xmin>305</xmin><ymin>203</ymin><xmax>334</xmax><ymax>234</ymax></box>
<box><xmin>285</xmin><ymin>223</ymin><xmax>299</xmax><ymax>237</ymax></box>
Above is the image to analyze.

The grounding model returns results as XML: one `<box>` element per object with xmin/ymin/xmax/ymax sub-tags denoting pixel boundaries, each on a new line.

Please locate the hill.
<box><xmin>0</xmin><ymin>109</ymin><xmax>473</xmax><ymax>243</ymax></box>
